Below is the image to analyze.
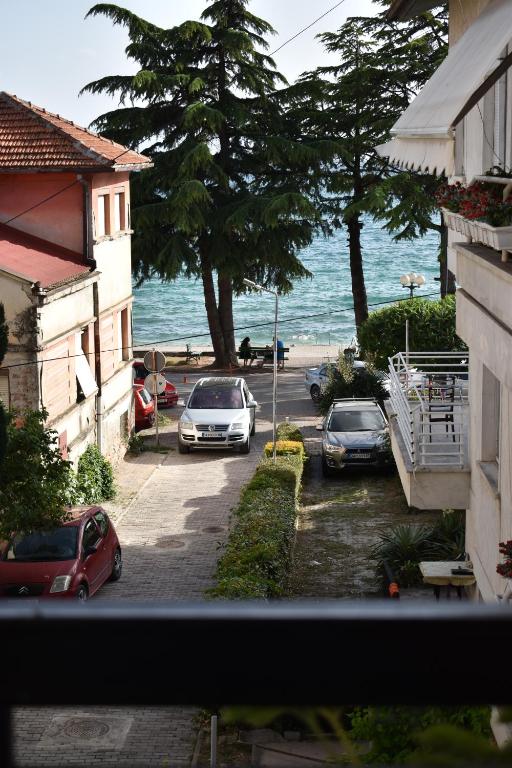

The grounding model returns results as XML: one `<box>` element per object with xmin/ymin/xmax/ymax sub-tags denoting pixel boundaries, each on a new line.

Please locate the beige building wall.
<box><xmin>449</xmin><ymin>0</ymin><xmax>494</xmax><ymax>45</ymax></box>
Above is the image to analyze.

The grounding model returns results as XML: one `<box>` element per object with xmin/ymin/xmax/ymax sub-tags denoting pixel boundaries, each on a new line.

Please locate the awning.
<box><xmin>75</xmin><ymin>334</ymin><xmax>97</xmax><ymax>399</ymax></box>
<box><xmin>377</xmin><ymin>0</ymin><xmax>512</xmax><ymax>175</ymax></box>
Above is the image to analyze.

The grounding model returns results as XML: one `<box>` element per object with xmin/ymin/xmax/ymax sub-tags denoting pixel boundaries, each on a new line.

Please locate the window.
<box><xmin>114</xmin><ymin>191</ymin><xmax>125</xmax><ymax>232</ymax></box>
<box><xmin>82</xmin><ymin>519</ymin><xmax>101</xmax><ymax>552</ymax></box>
<box><xmin>0</xmin><ymin>371</ymin><xmax>9</xmax><ymax>408</ymax></box>
<box><xmin>75</xmin><ymin>332</ymin><xmax>97</xmax><ymax>403</ymax></box>
<box><xmin>117</xmin><ymin>311</ymin><xmax>123</xmax><ymax>363</ymax></box>
<box><xmin>188</xmin><ymin>385</ymin><xmax>243</xmax><ymax>409</ymax></box>
<box><xmin>94</xmin><ymin>511</ymin><xmax>109</xmax><ymax>537</ymax></box>
<box><xmin>481</xmin><ymin>365</ymin><xmax>501</xmax><ymax>464</ymax></box>
<box><xmin>121</xmin><ymin>307</ymin><xmax>130</xmax><ymax>361</ymax></box>
<box><xmin>96</xmin><ymin>194</ymin><xmax>109</xmax><ymax>238</ymax></box>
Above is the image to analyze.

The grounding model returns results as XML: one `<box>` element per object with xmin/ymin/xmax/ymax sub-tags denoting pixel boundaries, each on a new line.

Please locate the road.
<box><xmin>13</xmin><ymin>368</ymin><xmax>318</xmax><ymax>768</ymax></box>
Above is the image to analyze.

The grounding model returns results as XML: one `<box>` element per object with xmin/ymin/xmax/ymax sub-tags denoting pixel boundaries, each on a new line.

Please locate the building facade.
<box><xmin>380</xmin><ymin>0</ymin><xmax>512</xmax><ymax>603</ymax></box>
<box><xmin>0</xmin><ymin>92</ymin><xmax>151</xmax><ymax>464</ymax></box>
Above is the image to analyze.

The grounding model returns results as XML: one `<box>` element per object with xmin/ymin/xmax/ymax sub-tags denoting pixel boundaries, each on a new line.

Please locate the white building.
<box><xmin>380</xmin><ymin>0</ymin><xmax>512</xmax><ymax>604</ymax></box>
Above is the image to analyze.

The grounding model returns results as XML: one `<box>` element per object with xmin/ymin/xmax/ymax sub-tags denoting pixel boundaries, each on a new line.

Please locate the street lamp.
<box><xmin>400</xmin><ymin>272</ymin><xmax>426</xmax><ymax>299</ymax></box>
<box><xmin>243</xmin><ymin>278</ymin><xmax>278</xmax><ymax>464</ymax></box>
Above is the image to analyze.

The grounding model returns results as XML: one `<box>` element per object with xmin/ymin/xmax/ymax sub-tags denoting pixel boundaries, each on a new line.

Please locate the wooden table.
<box><xmin>419</xmin><ymin>561</ymin><xmax>476</xmax><ymax>600</ymax></box>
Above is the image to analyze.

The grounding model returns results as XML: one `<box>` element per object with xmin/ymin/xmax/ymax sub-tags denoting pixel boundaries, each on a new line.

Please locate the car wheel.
<box><xmin>310</xmin><ymin>384</ymin><xmax>321</xmax><ymax>403</ymax></box>
<box><xmin>76</xmin><ymin>584</ymin><xmax>88</xmax><ymax>602</ymax></box>
<box><xmin>250</xmin><ymin>419</ymin><xmax>256</xmax><ymax>436</ymax></box>
<box><xmin>321</xmin><ymin>456</ymin><xmax>336</xmax><ymax>478</ymax></box>
<box><xmin>178</xmin><ymin>441</ymin><xmax>190</xmax><ymax>454</ymax></box>
<box><xmin>110</xmin><ymin>548</ymin><xmax>122</xmax><ymax>582</ymax></box>
<box><xmin>240</xmin><ymin>434</ymin><xmax>251</xmax><ymax>454</ymax></box>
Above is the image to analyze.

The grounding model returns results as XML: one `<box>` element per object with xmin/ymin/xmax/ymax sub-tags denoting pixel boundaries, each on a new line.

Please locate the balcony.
<box><xmin>385</xmin><ymin>352</ymin><xmax>471</xmax><ymax>509</ymax></box>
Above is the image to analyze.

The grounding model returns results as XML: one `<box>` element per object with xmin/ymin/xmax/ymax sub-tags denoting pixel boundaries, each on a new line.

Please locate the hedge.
<box><xmin>357</xmin><ymin>296</ymin><xmax>467</xmax><ymax>369</ymax></box>
<box><xmin>209</xmin><ymin>423</ymin><xmax>305</xmax><ymax>599</ymax></box>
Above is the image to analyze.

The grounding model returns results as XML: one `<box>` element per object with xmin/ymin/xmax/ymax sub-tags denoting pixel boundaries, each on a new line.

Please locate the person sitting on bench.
<box><xmin>239</xmin><ymin>337</ymin><xmax>256</xmax><ymax>367</ymax></box>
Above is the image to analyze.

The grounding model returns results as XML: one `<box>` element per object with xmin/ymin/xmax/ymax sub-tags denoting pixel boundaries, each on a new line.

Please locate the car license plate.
<box><xmin>202</xmin><ymin>432</ymin><xmax>223</xmax><ymax>438</ymax></box>
<box><xmin>350</xmin><ymin>452</ymin><xmax>371</xmax><ymax>459</ymax></box>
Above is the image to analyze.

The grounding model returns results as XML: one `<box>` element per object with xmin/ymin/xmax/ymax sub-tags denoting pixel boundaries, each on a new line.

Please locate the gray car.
<box><xmin>317</xmin><ymin>398</ymin><xmax>394</xmax><ymax>477</ymax></box>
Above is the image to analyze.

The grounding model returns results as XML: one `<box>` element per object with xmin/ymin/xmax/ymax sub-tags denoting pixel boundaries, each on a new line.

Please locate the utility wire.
<box><xmin>269</xmin><ymin>0</ymin><xmax>347</xmax><ymax>56</ymax></box>
<box><xmin>0</xmin><ymin>291</ymin><xmax>441</xmax><ymax>372</ymax></box>
<box><xmin>2</xmin><ymin>180</ymin><xmax>80</xmax><ymax>226</ymax></box>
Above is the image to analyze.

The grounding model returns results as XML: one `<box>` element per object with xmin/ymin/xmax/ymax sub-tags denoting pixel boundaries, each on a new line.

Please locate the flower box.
<box><xmin>442</xmin><ymin>209</ymin><xmax>512</xmax><ymax>251</ymax></box>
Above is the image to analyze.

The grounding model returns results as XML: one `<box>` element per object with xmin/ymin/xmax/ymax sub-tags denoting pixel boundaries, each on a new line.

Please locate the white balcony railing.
<box><xmin>388</xmin><ymin>352</ymin><xmax>469</xmax><ymax>469</ymax></box>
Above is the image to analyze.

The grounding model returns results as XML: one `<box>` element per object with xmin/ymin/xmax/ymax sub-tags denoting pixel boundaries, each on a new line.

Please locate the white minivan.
<box><xmin>178</xmin><ymin>377</ymin><xmax>257</xmax><ymax>454</ymax></box>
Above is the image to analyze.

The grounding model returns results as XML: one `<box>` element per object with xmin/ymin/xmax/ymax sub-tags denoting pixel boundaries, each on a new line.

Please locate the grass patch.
<box><xmin>209</xmin><ymin>423</ymin><xmax>305</xmax><ymax>599</ymax></box>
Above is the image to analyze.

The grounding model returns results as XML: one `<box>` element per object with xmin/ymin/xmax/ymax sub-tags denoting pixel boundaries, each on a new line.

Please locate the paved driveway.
<box><xmin>14</xmin><ymin>370</ymin><xmax>317</xmax><ymax>767</ymax></box>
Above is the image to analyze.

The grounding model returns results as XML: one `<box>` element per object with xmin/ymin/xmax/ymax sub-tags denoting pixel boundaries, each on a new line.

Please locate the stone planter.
<box><xmin>443</xmin><ymin>208</ymin><xmax>512</xmax><ymax>251</ymax></box>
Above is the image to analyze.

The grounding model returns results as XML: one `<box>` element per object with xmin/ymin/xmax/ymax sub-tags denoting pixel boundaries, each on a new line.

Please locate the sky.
<box><xmin>2</xmin><ymin>0</ymin><xmax>377</xmax><ymax>130</ymax></box>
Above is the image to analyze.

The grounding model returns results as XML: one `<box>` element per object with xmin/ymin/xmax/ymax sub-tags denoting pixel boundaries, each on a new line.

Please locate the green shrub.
<box><xmin>209</xmin><ymin>426</ymin><xmax>304</xmax><ymax>599</ymax></box>
<box><xmin>276</xmin><ymin>422</ymin><xmax>304</xmax><ymax>443</ymax></box>
<box><xmin>73</xmin><ymin>445</ymin><xmax>116</xmax><ymax>503</ymax></box>
<box><xmin>263</xmin><ymin>440</ymin><xmax>305</xmax><ymax>458</ymax></box>
<box><xmin>358</xmin><ymin>296</ymin><xmax>466</xmax><ymax>369</ymax></box>
<box><xmin>370</xmin><ymin>510</ymin><xmax>465</xmax><ymax>587</ymax></box>
<box><xmin>318</xmin><ymin>357</ymin><xmax>388</xmax><ymax>415</ymax></box>
<box><xmin>348</xmin><ymin>705</ymin><xmax>491</xmax><ymax>765</ymax></box>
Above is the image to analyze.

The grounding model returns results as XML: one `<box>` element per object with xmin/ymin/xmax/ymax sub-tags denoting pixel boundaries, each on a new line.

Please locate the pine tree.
<box><xmin>0</xmin><ymin>303</ymin><xmax>7</xmax><ymax>465</ymax></box>
<box><xmin>82</xmin><ymin>2</ymin><xmax>331</xmax><ymax>366</ymax></box>
<box><xmin>285</xmin><ymin>7</ymin><xmax>448</xmax><ymax>328</ymax></box>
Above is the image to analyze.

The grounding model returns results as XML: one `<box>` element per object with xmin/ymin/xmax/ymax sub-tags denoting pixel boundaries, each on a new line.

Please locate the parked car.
<box><xmin>178</xmin><ymin>377</ymin><xmax>257</xmax><ymax>454</ymax></box>
<box><xmin>318</xmin><ymin>398</ymin><xmax>394</xmax><ymax>477</ymax></box>
<box><xmin>132</xmin><ymin>360</ymin><xmax>178</xmax><ymax>408</ymax></box>
<box><xmin>0</xmin><ymin>506</ymin><xmax>122</xmax><ymax>601</ymax></box>
<box><xmin>304</xmin><ymin>360</ymin><xmax>368</xmax><ymax>402</ymax></box>
<box><xmin>133</xmin><ymin>383</ymin><xmax>155</xmax><ymax>431</ymax></box>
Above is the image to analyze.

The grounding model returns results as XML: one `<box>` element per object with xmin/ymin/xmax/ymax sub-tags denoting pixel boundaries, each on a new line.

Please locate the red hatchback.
<box><xmin>0</xmin><ymin>506</ymin><xmax>121</xmax><ymax>601</ymax></box>
<box><xmin>132</xmin><ymin>360</ymin><xmax>179</xmax><ymax>408</ymax></box>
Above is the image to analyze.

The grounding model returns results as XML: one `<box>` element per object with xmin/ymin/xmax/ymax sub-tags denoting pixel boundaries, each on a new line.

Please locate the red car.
<box><xmin>133</xmin><ymin>383</ymin><xmax>155</xmax><ymax>431</ymax></box>
<box><xmin>132</xmin><ymin>360</ymin><xmax>179</xmax><ymax>408</ymax></box>
<box><xmin>0</xmin><ymin>506</ymin><xmax>121</xmax><ymax>601</ymax></box>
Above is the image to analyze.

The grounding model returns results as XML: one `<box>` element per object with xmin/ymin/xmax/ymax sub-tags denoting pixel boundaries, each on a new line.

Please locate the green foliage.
<box><xmin>209</xmin><ymin>425</ymin><xmax>304</xmax><ymax>599</ymax></box>
<box><xmin>358</xmin><ymin>296</ymin><xmax>466</xmax><ymax>369</ymax></box>
<box><xmin>349</xmin><ymin>706</ymin><xmax>492</xmax><ymax>765</ymax></box>
<box><xmin>127</xmin><ymin>432</ymin><xmax>145</xmax><ymax>454</ymax></box>
<box><xmin>263</xmin><ymin>440</ymin><xmax>305</xmax><ymax>458</ymax></box>
<box><xmin>275</xmin><ymin>422</ymin><xmax>304</xmax><ymax>443</ymax></box>
<box><xmin>318</xmin><ymin>357</ymin><xmax>388</xmax><ymax>415</ymax></box>
<box><xmin>370</xmin><ymin>510</ymin><xmax>465</xmax><ymax>587</ymax></box>
<box><xmin>72</xmin><ymin>445</ymin><xmax>116</xmax><ymax>504</ymax></box>
<box><xmin>0</xmin><ymin>303</ymin><xmax>7</xmax><ymax>363</ymax></box>
<box><xmin>0</xmin><ymin>410</ymin><xmax>73</xmax><ymax>539</ymax></box>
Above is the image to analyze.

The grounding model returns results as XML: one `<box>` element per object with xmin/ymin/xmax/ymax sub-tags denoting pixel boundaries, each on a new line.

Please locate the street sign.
<box><xmin>144</xmin><ymin>373</ymin><xmax>167</xmax><ymax>395</ymax></box>
<box><xmin>144</xmin><ymin>350</ymin><xmax>166</xmax><ymax>373</ymax></box>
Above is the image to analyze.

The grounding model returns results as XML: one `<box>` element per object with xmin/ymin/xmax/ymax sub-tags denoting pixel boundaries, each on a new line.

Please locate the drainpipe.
<box><xmin>93</xmin><ymin>281</ymin><xmax>103</xmax><ymax>453</ymax></box>
<box><xmin>76</xmin><ymin>174</ymin><xmax>94</xmax><ymax>265</ymax></box>
<box><xmin>33</xmin><ymin>282</ymin><xmax>46</xmax><ymax>412</ymax></box>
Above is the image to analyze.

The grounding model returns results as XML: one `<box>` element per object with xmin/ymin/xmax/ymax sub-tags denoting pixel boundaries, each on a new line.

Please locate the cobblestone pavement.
<box><xmin>13</xmin><ymin>370</ymin><xmax>317</xmax><ymax>767</ymax></box>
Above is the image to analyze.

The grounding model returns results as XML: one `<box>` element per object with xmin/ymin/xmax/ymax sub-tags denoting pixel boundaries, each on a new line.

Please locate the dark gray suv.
<box><xmin>317</xmin><ymin>398</ymin><xmax>393</xmax><ymax>477</ymax></box>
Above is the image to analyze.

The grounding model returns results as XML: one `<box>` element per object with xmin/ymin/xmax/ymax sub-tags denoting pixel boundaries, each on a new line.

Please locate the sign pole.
<box><xmin>153</xmin><ymin>349</ymin><xmax>159</xmax><ymax>448</ymax></box>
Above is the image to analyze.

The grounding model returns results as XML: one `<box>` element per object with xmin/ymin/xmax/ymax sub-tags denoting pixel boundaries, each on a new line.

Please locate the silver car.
<box><xmin>178</xmin><ymin>377</ymin><xmax>257</xmax><ymax>454</ymax></box>
<box><xmin>317</xmin><ymin>398</ymin><xmax>393</xmax><ymax>477</ymax></box>
<box><xmin>305</xmin><ymin>360</ymin><xmax>369</xmax><ymax>403</ymax></box>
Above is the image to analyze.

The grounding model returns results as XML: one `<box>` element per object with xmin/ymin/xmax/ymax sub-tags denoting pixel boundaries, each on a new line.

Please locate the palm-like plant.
<box><xmin>370</xmin><ymin>523</ymin><xmax>437</xmax><ymax>587</ymax></box>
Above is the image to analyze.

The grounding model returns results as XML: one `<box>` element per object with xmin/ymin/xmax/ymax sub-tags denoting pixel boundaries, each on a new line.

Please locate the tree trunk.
<box><xmin>218</xmin><ymin>273</ymin><xmax>238</xmax><ymax>366</ymax></box>
<box><xmin>347</xmin><ymin>215</ymin><xmax>368</xmax><ymax>330</ymax></box>
<box><xmin>439</xmin><ymin>222</ymin><xmax>456</xmax><ymax>297</ymax></box>
<box><xmin>200</xmin><ymin>250</ymin><xmax>230</xmax><ymax>368</ymax></box>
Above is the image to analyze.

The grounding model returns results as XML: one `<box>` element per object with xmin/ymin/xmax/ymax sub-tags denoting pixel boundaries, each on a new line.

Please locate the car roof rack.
<box><xmin>332</xmin><ymin>397</ymin><xmax>377</xmax><ymax>402</ymax></box>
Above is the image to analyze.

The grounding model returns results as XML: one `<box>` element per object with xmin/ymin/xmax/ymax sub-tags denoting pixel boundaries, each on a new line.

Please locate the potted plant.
<box><xmin>436</xmin><ymin>174</ymin><xmax>512</xmax><ymax>251</ymax></box>
<box><xmin>496</xmin><ymin>540</ymin><xmax>512</xmax><ymax>579</ymax></box>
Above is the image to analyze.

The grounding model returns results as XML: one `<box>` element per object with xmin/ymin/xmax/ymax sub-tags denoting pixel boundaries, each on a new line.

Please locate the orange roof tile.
<box><xmin>0</xmin><ymin>92</ymin><xmax>152</xmax><ymax>172</ymax></box>
<box><xmin>0</xmin><ymin>223</ymin><xmax>91</xmax><ymax>290</ymax></box>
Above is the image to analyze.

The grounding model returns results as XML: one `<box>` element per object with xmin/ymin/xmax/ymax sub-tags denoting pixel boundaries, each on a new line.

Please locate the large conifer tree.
<box><xmin>83</xmin><ymin>2</ymin><xmax>330</xmax><ymax>366</ymax></box>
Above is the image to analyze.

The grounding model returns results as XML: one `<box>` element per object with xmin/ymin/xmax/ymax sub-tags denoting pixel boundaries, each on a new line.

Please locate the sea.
<box><xmin>132</xmin><ymin>215</ymin><xmax>440</xmax><ymax>349</ymax></box>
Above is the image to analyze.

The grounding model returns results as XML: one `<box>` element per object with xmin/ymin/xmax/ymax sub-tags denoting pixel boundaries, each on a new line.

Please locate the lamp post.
<box><xmin>399</xmin><ymin>271</ymin><xmax>426</xmax><ymax>299</ymax></box>
<box><xmin>243</xmin><ymin>278</ymin><xmax>278</xmax><ymax>464</ymax></box>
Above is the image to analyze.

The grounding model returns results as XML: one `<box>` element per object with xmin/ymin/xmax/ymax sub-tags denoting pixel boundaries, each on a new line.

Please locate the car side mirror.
<box><xmin>316</xmin><ymin>424</ymin><xmax>324</xmax><ymax>431</ymax></box>
<box><xmin>83</xmin><ymin>545</ymin><xmax>96</xmax><ymax>560</ymax></box>
<box><xmin>248</xmin><ymin>399</ymin><xmax>258</xmax><ymax>407</ymax></box>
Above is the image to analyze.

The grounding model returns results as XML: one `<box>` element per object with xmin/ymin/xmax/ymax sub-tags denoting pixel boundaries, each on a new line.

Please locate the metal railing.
<box><xmin>388</xmin><ymin>352</ymin><xmax>469</xmax><ymax>469</ymax></box>
<box><xmin>2</xmin><ymin>602</ymin><xmax>512</xmax><ymax>766</ymax></box>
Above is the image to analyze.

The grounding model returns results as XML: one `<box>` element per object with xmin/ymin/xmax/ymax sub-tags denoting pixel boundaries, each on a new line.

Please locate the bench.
<box><xmin>185</xmin><ymin>343</ymin><xmax>201</xmax><ymax>365</ymax></box>
<box><xmin>239</xmin><ymin>346</ymin><xmax>289</xmax><ymax>367</ymax></box>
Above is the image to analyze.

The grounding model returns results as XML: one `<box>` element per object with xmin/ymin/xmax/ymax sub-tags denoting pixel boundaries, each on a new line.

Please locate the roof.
<box><xmin>386</xmin><ymin>0</ymin><xmax>440</xmax><ymax>21</ymax></box>
<box><xmin>332</xmin><ymin>399</ymin><xmax>380</xmax><ymax>409</ymax></box>
<box><xmin>0</xmin><ymin>92</ymin><xmax>152</xmax><ymax>173</ymax></box>
<box><xmin>377</xmin><ymin>0</ymin><xmax>512</xmax><ymax>175</ymax></box>
<box><xmin>0</xmin><ymin>223</ymin><xmax>91</xmax><ymax>290</ymax></box>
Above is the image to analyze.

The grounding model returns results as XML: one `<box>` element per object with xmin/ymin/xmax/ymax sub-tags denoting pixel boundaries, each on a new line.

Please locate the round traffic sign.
<box><xmin>144</xmin><ymin>350</ymin><xmax>166</xmax><ymax>373</ymax></box>
<box><xmin>144</xmin><ymin>373</ymin><xmax>167</xmax><ymax>395</ymax></box>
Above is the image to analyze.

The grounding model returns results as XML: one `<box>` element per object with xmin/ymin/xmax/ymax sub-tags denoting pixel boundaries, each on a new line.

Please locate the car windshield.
<box><xmin>328</xmin><ymin>409</ymin><xmax>386</xmax><ymax>432</ymax></box>
<box><xmin>188</xmin><ymin>386</ymin><xmax>243</xmax><ymax>409</ymax></box>
<box><xmin>5</xmin><ymin>527</ymin><xmax>78</xmax><ymax>562</ymax></box>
